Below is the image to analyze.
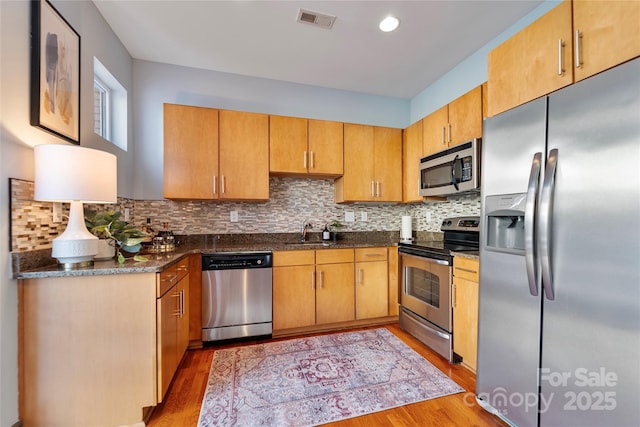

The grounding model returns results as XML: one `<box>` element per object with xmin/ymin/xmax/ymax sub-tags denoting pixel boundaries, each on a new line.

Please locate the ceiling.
<box><xmin>93</xmin><ymin>0</ymin><xmax>543</xmax><ymax>99</ymax></box>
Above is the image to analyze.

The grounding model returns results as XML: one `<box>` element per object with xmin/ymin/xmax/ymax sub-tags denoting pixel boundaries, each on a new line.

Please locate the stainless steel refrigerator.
<box><xmin>476</xmin><ymin>57</ymin><xmax>640</xmax><ymax>427</ymax></box>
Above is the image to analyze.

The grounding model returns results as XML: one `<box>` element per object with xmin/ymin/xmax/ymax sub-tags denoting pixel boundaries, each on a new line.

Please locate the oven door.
<box><xmin>399</xmin><ymin>252</ymin><xmax>452</xmax><ymax>332</ymax></box>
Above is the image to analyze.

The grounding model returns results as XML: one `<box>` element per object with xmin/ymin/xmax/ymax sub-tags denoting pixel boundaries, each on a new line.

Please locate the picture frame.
<box><xmin>30</xmin><ymin>0</ymin><xmax>80</xmax><ymax>144</ymax></box>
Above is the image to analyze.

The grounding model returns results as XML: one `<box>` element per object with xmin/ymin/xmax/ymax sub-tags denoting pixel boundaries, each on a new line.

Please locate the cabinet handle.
<box><xmin>441</xmin><ymin>126</ymin><xmax>446</xmax><ymax>145</ymax></box>
<box><xmin>364</xmin><ymin>253</ymin><xmax>384</xmax><ymax>258</ymax></box>
<box><xmin>221</xmin><ymin>175</ymin><xmax>226</xmax><ymax>194</ymax></box>
<box><xmin>303</xmin><ymin>151</ymin><xmax>308</xmax><ymax>169</ymax></box>
<box><xmin>319</xmin><ymin>270</ymin><xmax>324</xmax><ymax>288</ymax></box>
<box><xmin>310</xmin><ymin>151</ymin><xmax>315</xmax><ymax>169</ymax></box>
<box><xmin>447</xmin><ymin>123</ymin><xmax>451</xmax><ymax>143</ymax></box>
<box><xmin>311</xmin><ymin>271</ymin><xmax>315</xmax><ymax>289</ymax></box>
<box><xmin>575</xmin><ymin>30</ymin><xmax>582</xmax><ymax>69</ymax></box>
<box><xmin>358</xmin><ymin>268</ymin><xmax>363</xmax><ymax>285</ymax></box>
<box><xmin>376</xmin><ymin>181</ymin><xmax>381</xmax><ymax>197</ymax></box>
<box><xmin>371</xmin><ymin>180</ymin><xmax>375</xmax><ymax>197</ymax></box>
<box><xmin>557</xmin><ymin>39</ymin><xmax>565</xmax><ymax>76</ymax></box>
<box><xmin>213</xmin><ymin>176</ymin><xmax>217</xmax><ymax>195</ymax></box>
<box><xmin>163</xmin><ymin>273</ymin><xmax>178</xmax><ymax>285</ymax></box>
<box><xmin>452</xmin><ymin>284</ymin><xmax>456</xmax><ymax>308</ymax></box>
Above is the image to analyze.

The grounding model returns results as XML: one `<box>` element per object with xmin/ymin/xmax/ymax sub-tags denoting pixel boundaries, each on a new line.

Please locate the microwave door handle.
<box><xmin>525</xmin><ymin>152</ymin><xmax>542</xmax><ymax>296</ymax></box>
<box><xmin>451</xmin><ymin>155</ymin><xmax>460</xmax><ymax>190</ymax></box>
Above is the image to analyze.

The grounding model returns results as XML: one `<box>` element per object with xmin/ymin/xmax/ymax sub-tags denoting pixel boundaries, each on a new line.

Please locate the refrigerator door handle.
<box><xmin>539</xmin><ymin>148</ymin><xmax>558</xmax><ymax>300</ymax></box>
<box><xmin>525</xmin><ymin>152</ymin><xmax>542</xmax><ymax>296</ymax></box>
<box><xmin>451</xmin><ymin>155</ymin><xmax>460</xmax><ymax>190</ymax></box>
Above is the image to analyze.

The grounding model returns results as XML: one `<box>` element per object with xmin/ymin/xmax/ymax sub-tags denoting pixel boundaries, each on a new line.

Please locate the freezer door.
<box><xmin>476</xmin><ymin>98</ymin><xmax>547</xmax><ymax>427</ymax></box>
<box><xmin>541</xmin><ymin>58</ymin><xmax>640</xmax><ymax>426</ymax></box>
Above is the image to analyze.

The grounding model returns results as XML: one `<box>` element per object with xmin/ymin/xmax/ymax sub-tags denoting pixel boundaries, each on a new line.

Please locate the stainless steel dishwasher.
<box><xmin>201</xmin><ymin>251</ymin><xmax>273</xmax><ymax>342</ymax></box>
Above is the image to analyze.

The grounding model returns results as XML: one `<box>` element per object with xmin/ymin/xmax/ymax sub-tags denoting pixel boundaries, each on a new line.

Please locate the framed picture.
<box><xmin>30</xmin><ymin>0</ymin><xmax>80</xmax><ymax>144</ymax></box>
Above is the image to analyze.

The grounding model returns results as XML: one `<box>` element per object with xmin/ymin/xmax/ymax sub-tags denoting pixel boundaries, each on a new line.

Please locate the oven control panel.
<box><xmin>441</xmin><ymin>216</ymin><xmax>480</xmax><ymax>232</ymax></box>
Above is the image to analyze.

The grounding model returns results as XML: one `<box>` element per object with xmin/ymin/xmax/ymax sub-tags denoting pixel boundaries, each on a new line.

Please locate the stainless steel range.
<box><xmin>398</xmin><ymin>216</ymin><xmax>479</xmax><ymax>362</ymax></box>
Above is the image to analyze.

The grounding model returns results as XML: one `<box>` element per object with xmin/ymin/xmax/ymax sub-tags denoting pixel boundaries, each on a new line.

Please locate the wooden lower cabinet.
<box><xmin>157</xmin><ymin>257</ymin><xmax>190</xmax><ymax>402</ymax></box>
<box><xmin>273</xmin><ymin>247</ymin><xmax>395</xmax><ymax>334</ymax></box>
<box><xmin>355</xmin><ymin>247</ymin><xmax>389</xmax><ymax>319</ymax></box>
<box><xmin>453</xmin><ymin>256</ymin><xmax>479</xmax><ymax>372</ymax></box>
<box><xmin>19</xmin><ymin>274</ymin><xmax>158</xmax><ymax>427</ymax></box>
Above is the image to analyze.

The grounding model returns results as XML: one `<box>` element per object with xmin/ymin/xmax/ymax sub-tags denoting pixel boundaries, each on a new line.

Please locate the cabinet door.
<box><xmin>308</xmin><ymin>119</ymin><xmax>343</xmax><ymax>176</ymax></box>
<box><xmin>336</xmin><ymin>123</ymin><xmax>375</xmax><ymax>202</ymax></box>
<box><xmin>273</xmin><ymin>265</ymin><xmax>316</xmax><ymax>330</ymax></box>
<box><xmin>453</xmin><ymin>276</ymin><xmax>479</xmax><ymax>372</ymax></box>
<box><xmin>422</xmin><ymin>105</ymin><xmax>449</xmax><ymax>155</ymax></box>
<box><xmin>448</xmin><ymin>86</ymin><xmax>483</xmax><ymax>146</ymax></box>
<box><xmin>488</xmin><ymin>0</ymin><xmax>573</xmax><ymax>116</ymax></box>
<box><xmin>316</xmin><ymin>262</ymin><xmax>355</xmax><ymax>325</ymax></box>
<box><xmin>573</xmin><ymin>0</ymin><xmax>640</xmax><ymax>82</ymax></box>
<box><xmin>219</xmin><ymin>110</ymin><xmax>269</xmax><ymax>200</ymax></box>
<box><xmin>387</xmin><ymin>246</ymin><xmax>399</xmax><ymax>317</ymax></box>
<box><xmin>163</xmin><ymin>104</ymin><xmax>219</xmax><ymax>199</ymax></box>
<box><xmin>269</xmin><ymin>115</ymin><xmax>308</xmax><ymax>175</ymax></box>
<box><xmin>355</xmin><ymin>260</ymin><xmax>388</xmax><ymax>319</ymax></box>
<box><xmin>176</xmin><ymin>274</ymin><xmax>189</xmax><ymax>357</ymax></box>
<box><xmin>373</xmin><ymin>126</ymin><xmax>402</xmax><ymax>202</ymax></box>
<box><xmin>402</xmin><ymin>120</ymin><xmax>423</xmax><ymax>203</ymax></box>
<box><xmin>157</xmin><ymin>285</ymin><xmax>179</xmax><ymax>402</ymax></box>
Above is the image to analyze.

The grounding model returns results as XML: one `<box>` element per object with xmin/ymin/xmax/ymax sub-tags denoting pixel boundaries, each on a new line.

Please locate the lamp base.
<box><xmin>57</xmin><ymin>259</ymin><xmax>95</xmax><ymax>270</ymax></box>
<box><xmin>51</xmin><ymin>201</ymin><xmax>99</xmax><ymax>269</ymax></box>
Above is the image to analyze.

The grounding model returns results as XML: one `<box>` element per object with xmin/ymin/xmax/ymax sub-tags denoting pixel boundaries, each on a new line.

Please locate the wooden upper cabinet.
<box><xmin>402</xmin><ymin>119</ymin><xmax>423</xmax><ymax>203</ymax></box>
<box><xmin>336</xmin><ymin>123</ymin><xmax>375</xmax><ymax>202</ymax></box>
<box><xmin>269</xmin><ymin>116</ymin><xmax>343</xmax><ymax>177</ymax></box>
<box><xmin>422</xmin><ymin>105</ymin><xmax>449</xmax><ymax>155</ymax></box>
<box><xmin>335</xmin><ymin>123</ymin><xmax>401</xmax><ymax>203</ymax></box>
<box><xmin>448</xmin><ymin>85</ymin><xmax>482</xmax><ymax>146</ymax></box>
<box><xmin>163</xmin><ymin>104</ymin><xmax>219</xmax><ymax>199</ymax></box>
<box><xmin>373</xmin><ymin>126</ymin><xmax>402</xmax><ymax>202</ymax></box>
<box><xmin>488</xmin><ymin>0</ymin><xmax>573</xmax><ymax>116</ymax></box>
<box><xmin>308</xmin><ymin>119</ymin><xmax>343</xmax><ymax>176</ymax></box>
<box><xmin>219</xmin><ymin>110</ymin><xmax>269</xmax><ymax>200</ymax></box>
<box><xmin>487</xmin><ymin>0</ymin><xmax>639</xmax><ymax>116</ymax></box>
<box><xmin>269</xmin><ymin>115</ymin><xmax>308</xmax><ymax>175</ymax></box>
<box><xmin>572</xmin><ymin>0</ymin><xmax>640</xmax><ymax>82</ymax></box>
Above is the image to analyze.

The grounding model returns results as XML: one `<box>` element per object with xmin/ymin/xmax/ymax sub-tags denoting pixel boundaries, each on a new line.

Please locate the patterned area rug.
<box><xmin>197</xmin><ymin>328</ymin><xmax>464</xmax><ymax>426</ymax></box>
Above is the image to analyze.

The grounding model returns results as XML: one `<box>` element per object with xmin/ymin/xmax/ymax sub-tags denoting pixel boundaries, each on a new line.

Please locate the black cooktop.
<box><xmin>398</xmin><ymin>216</ymin><xmax>480</xmax><ymax>262</ymax></box>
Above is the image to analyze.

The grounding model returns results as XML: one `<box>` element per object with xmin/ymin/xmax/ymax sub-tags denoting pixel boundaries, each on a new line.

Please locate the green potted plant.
<box><xmin>84</xmin><ymin>209</ymin><xmax>149</xmax><ymax>263</ymax></box>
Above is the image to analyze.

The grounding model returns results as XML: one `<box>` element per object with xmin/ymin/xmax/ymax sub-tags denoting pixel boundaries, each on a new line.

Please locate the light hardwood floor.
<box><xmin>147</xmin><ymin>323</ymin><xmax>506</xmax><ymax>426</ymax></box>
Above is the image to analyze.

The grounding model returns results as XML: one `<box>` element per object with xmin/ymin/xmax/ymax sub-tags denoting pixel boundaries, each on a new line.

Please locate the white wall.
<box><xmin>132</xmin><ymin>60</ymin><xmax>410</xmax><ymax>200</ymax></box>
<box><xmin>0</xmin><ymin>1</ymin><xmax>132</xmax><ymax>424</ymax></box>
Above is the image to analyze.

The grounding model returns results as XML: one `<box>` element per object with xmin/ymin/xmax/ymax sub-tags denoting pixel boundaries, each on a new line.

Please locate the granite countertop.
<box><xmin>451</xmin><ymin>250</ymin><xmax>479</xmax><ymax>260</ymax></box>
<box><xmin>14</xmin><ymin>231</ymin><xmax>403</xmax><ymax>279</ymax></box>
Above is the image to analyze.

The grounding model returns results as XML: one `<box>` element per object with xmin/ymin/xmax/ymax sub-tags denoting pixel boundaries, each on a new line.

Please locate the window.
<box><xmin>93</xmin><ymin>77</ymin><xmax>110</xmax><ymax>139</ymax></box>
<box><xmin>93</xmin><ymin>57</ymin><xmax>127</xmax><ymax>150</ymax></box>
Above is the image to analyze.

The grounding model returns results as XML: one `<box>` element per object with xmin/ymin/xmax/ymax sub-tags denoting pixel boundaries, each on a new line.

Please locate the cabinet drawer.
<box><xmin>273</xmin><ymin>250</ymin><xmax>315</xmax><ymax>267</ymax></box>
<box><xmin>355</xmin><ymin>247</ymin><xmax>387</xmax><ymax>262</ymax></box>
<box><xmin>157</xmin><ymin>258</ymin><xmax>190</xmax><ymax>297</ymax></box>
<box><xmin>453</xmin><ymin>257</ymin><xmax>479</xmax><ymax>282</ymax></box>
<box><xmin>315</xmin><ymin>248</ymin><xmax>354</xmax><ymax>264</ymax></box>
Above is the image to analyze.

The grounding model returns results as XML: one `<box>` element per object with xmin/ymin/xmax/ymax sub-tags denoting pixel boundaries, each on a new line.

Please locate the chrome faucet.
<box><xmin>300</xmin><ymin>221</ymin><xmax>313</xmax><ymax>243</ymax></box>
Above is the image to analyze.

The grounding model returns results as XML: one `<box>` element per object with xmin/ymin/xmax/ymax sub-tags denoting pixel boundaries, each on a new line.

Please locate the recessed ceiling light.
<box><xmin>379</xmin><ymin>16</ymin><xmax>399</xmax><ymax>32</ymax></box>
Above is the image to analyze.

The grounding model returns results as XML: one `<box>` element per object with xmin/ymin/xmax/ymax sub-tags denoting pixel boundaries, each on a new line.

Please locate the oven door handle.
<box><xmin>399</xmin><ymin>251</ymin><xmax>450</xmax><ymax>266</ymax></box>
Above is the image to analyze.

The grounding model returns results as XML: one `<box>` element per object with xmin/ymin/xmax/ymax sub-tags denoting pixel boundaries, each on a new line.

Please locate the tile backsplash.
<box><xmin>10</xmin><ymin>177</ymin><xmax>480</xmax><ymax>252</ymax></box>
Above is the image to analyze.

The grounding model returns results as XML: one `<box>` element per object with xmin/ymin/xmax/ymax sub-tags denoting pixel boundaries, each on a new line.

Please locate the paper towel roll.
<box><xmin>401</xmin><ymin>215</ymin><xmax>413</xmax><ymax>242</ymax></box>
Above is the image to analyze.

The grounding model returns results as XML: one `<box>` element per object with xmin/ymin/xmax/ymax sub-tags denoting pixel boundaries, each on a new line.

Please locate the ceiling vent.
<box><xmin>296</xmin><ymin>8</ymin><xmax>336</xmax><ymax>30</ymax></box>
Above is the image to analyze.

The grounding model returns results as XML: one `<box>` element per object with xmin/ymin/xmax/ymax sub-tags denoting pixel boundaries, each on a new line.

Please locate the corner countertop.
<box><xmin>451</xmin><ymin>250</ymin><xmax>479</xmax><ymax>260</ymax></box>
<box><xmin>14</xmin><ymin>231</ymin><xmax>403</xmax><ymax>279</ymax></box>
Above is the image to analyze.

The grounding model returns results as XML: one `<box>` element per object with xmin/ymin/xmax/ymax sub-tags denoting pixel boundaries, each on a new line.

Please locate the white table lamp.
<box><xmin>34</xmin><ymin>144</ymin><xmax>117</xmax><ymax>269</ymax></box>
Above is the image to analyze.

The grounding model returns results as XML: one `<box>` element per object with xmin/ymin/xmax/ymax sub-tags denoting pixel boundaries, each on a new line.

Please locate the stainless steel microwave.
<box><xmin>419</xmin><ymin>138</ymin><xmax>481</xmax><ymax>197</ymax></box>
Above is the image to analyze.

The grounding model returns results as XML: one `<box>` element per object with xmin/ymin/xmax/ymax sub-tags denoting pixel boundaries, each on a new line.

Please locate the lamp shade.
<box><xmin>34</xmin><ymin>144</ymin><xmax>117</xmax><ymax>203</ymax></box>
